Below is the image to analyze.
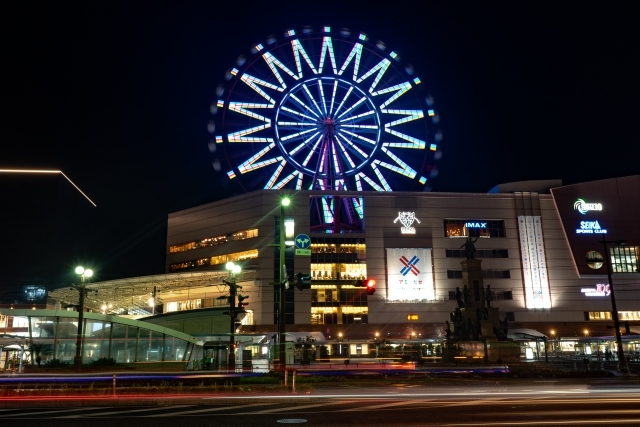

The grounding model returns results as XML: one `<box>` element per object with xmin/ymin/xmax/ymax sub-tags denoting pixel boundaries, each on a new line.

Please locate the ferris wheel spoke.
<box><xmin>288</xmin><ymin>131</ymin><xmax>320</xmax><ymax>156</ymax></box>
<box><xmin>237</xmin><ymin>143</ymin><xmax>282</xmax><ymax>174</ymax></box>
<box><xmin>301</xmin><ymin>135</ymin><xmax>323</xmax><ymax>167</ymax></box>
<box><xmin>336</xmin><ymin>133</ymin><xmax>369</xmax><ymax>160</ymax></box>
<box><xmin>377</xmin><ymin>145</ymin><xmax>417</xmax><ymax>178</ymax></box>
<box><xmin>345</xmin><ymin>110</ymin><xmax>375</xmax><ymax>122</ymax></box>
<box><xmin>279</xmin><ymin>106</ymin><xmax>317</xmax><ymax>122</ymax></box>
<box><xmin>289</xmin><ymin>94</ymin><xmax>321</xmax><ymax>118</ymax></box>
<box><xmin>334</xmin><ymin>136</ymin><xmax>357</xmax><ymax>169</ymax></box>
<box><xmin>336</xmin><ymin>96</ymin><xmax>367</xmax><ymax>120</ymax></box>
<box><xmin>328</xmin><ymin>80</ymin><xmax>338</xmax><ymax>116</ymax></box>
<box><xmin>302</xmin><ymin>84</ymin><xmax>323</xmax><ymax>116</ymax></box>
<box><xmin>332</xmin><ymin>86</ymin><xmax>354</xmax><ymax>118</ymax></box>
<box><xmin>339</xmin><ymin>129</ymin><xmax>376</xmax><ymax>145</ymax></box>
<box><xmin>280</xmin><ymin>127</ymin><xmax>318</xmax><ymax>142</ymax></box>
<box><xmin>316</xmin><ymin>80</ymin><xmax>328</xmax><ymax>115</ymax></box>
<box><xmin>264</xmin><ymin>159</ymin><xmax>288</xmax><ymax>189</ymax></box>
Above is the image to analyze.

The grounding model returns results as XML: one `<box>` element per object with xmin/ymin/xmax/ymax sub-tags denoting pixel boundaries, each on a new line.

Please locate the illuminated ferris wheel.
<box><xmin>209</xmin><ymin>26</ymin><xmax>442</xmax><ymax>194</ymax></box>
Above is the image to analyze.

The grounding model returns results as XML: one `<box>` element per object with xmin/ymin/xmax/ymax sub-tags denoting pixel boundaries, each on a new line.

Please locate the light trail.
<box><xmin>0</xmin><ymin>169</ymin><xmax>96</xmax><ymax>207</ymax></box>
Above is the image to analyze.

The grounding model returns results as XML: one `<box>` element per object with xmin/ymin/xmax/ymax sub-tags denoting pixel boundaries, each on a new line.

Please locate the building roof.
<box><xmin>47</xmin><ymin>270</ymin><xmax>256</xmax><ymax>315</ymax></box>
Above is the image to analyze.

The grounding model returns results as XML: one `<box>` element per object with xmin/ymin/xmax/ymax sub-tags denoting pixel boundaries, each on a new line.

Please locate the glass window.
<box><xmin>610</xmin><ymin>246</ymin><xmax>639</xmax><ymax>273</ymax></box>
<box><xmin>170</xmin><ymin>249</ymin><xmax>259</xmax><ymax>271</ymax></box>
<box><xmin>446</xmin><ymin>249</ymin><xmax>508</xmax><ymax>258</ymax></box>
<box><xmin>444</xmin><ymin>220</ymin><xmax>506</xmax><ymax>238</ymax></box>
<box><xmin>588</xmin><ymin>311</ymin><xmax>612</xmax><ymax>320</ymax></box>
<box><xmin>169</xmin><ymin>229</ymin><xmax>258</xmax><ymax>254</ymax></box>
<box><xmin>311</xmin><ymin>263</ymin><xmax>366</xmax><ymax>281</ymax></box>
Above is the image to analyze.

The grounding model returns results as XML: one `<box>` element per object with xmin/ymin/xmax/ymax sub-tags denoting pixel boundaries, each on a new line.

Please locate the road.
<box><xmin>2</xmin><ymin>380</ymin><xmax>640</xmax><ymax>426</ymax></box>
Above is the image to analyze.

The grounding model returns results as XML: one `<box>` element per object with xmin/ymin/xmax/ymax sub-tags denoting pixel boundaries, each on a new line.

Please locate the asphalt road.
<box><xmin>2</xmin><ymin>380</ymin><xmax>640</xmax><ymax>426</ymax></box>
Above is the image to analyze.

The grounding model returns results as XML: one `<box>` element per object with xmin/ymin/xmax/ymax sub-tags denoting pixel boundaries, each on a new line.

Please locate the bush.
<box><xmin>43</xmin><ymin>359</ymin><xmax>70</xmax><ymax>368</ymax></box>
<box><xmin>89</xmin><ymin>357</ymin><xmax>117</xmax><ymax>367</ymax></box>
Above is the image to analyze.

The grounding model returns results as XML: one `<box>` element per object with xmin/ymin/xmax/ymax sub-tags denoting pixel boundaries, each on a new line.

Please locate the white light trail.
<box><xmin>237</xmin><ymin>143</ymin><xmax>281</xmax><ymax>173</ymax></box>
<box><xmin>378</xmin><ymin>145</ymin><xmax>417</xmax><ymax>178</ymax></box>
<box><xmin>356</xmin><ymin>58</ymin><xmax>391</xmax><ymax>93</ymax></box>
<box><xmin>262</xmin><ymin>52</ymin><xmax>299</xmax><ymax>89</ymax></box>
<box><xmin>337</xmin><ymin>43</ymin><xmax>363</xmax><ymax>81</ymax></box>
<box><xmin>227</xmin><ymin>123</ymin><xmax>273</xmax><ymax>143</ymax></box>
<box><xmin>370</xmin><ymin>161</ymin><xmax>393</xmax><ymax>191</ymax></box>
<box><xmin>0</xmin><ymin>169</ymin><xmax>97</xmax><ymax>207</ymax></box>
<box><xmin>374</xmin><ymin>82</ymin><xmax>412</xmax><ymax>109</ymax></box>
<box><xmin>228</xmin><ymin>102</ymin><xmax>273</xmax><ymax>122</ymax></box>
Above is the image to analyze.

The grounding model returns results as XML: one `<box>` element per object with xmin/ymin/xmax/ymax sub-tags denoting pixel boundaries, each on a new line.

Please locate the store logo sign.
<box><xmin>574</xmin><ymin>199</ymin><xmax>603</xmax><ymax>214</ymax></box>
<box><xmin>399</xmin><ymin>255</ymin><xmax>420</xmax><ymax>276</ymax></box>
<box><xmin>581</xmin><ymin>284</ymin><xmax>610</xmax><ymax>297</ymax></box>
<box><xmin>394</xmin><ymin>212</ymin><xmax>421</xmax><ymax>234</ymax></box>
<box><xmin>576</xmin><ymin>220</ymin><xmax>607</xmax><ymax>234</ymax></box>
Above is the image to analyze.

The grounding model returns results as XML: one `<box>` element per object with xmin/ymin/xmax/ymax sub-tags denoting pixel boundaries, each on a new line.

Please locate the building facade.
<box><xmin>164</xmin><ymin>176</ymin><xmax>640</xmax><ymax>341</ymax></box>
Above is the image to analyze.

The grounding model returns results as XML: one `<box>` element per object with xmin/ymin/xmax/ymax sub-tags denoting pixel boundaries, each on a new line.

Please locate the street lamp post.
<box><xmin>600</xmin><ymin>238</ymin><xmax>629</xmax><ymax>373</ymax></box>
<box><xmin>278</xmin><ymin>197</ymin><xmax>290</xmax><ymax>370</ymax></box>
<box><xmin>225</xmin><ymin>262</ymin><xmax>241</xmax><ymax>372</ymax></box>
<box><xmin>72</xmin><ymin>266</ymin><xmax>93</xmax><ymax>371</ymax></box>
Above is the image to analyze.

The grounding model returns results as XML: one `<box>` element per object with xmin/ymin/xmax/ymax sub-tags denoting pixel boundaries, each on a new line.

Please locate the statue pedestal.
<box><xmin>461</xmin><ymin>259</ymin><xmax>485</xmax><ymax>310</ymax></box>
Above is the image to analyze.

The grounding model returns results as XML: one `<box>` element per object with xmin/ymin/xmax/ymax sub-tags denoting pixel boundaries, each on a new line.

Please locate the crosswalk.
<box><xmin>0</xmin><ymin>400</ymin><xmax>435</xmax><ymax>418</ymax></box>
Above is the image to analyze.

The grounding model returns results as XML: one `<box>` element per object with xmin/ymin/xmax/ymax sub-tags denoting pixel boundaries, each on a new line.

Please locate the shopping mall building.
<box><xmin>4</xmin><ymin>175</ymin><xmax>636</xmax><ymax>369</ymax></box>
<box><xmin>161</xmin><ymin>175</ymin><xmax>639</xmax><ymax>343</ymax></box>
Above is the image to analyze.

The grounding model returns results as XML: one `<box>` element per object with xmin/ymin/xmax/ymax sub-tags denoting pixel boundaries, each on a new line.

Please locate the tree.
<box><xmin>29</xmin><ymin>342</ymin><xmax>53</xmax><ymax>367</ymax></box>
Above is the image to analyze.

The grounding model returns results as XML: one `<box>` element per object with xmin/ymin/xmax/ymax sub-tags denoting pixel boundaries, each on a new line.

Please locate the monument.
<box><xmin>445</xmin><ymin>238</ymin><xmax>519</xmax><ymax>362</ymax></box>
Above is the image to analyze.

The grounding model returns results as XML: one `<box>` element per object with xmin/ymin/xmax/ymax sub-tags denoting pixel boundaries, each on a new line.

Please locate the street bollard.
<box><xmin>292</xmin><ymin>369</ymin><xmax>296</xmax><ymax>394</ymax></box>
<box><xmin>112</xmin><ymin>374</ymin><xmax>116</xmax><ymax>396</ymax></box>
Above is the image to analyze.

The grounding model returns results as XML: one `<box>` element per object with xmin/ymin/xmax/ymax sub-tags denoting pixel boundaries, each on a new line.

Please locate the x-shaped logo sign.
<box><xmin>400</xmin><ymin>255</ymin><xmax>420</xmax><ymax>276</ymax></box>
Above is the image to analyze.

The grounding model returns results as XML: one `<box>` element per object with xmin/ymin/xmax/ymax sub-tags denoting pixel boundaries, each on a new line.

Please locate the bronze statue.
<box><xmin>463</xmin><ymin>285</ymin><xmax>471</xmax><ymax>307</ymax></box>
<box><xmin>460</xmin><ymin>236</ymin><xmax>479</xmax><ymax>259</ymax></box>
<box><xmin>455</xmin><ymin>286</ymin><xmax>464</xmax><ymax>308</ymax></box>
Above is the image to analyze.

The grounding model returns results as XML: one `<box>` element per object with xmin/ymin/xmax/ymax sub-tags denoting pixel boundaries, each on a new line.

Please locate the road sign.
<box><xmin>295</xmin><ymin>249</ymin><xmax>311</xmax><ymax>256</ymax></box>
<box><xmin>295</xmin><ymin>234</ymin><xmax>311</xmax><ymax>249</ymax></box>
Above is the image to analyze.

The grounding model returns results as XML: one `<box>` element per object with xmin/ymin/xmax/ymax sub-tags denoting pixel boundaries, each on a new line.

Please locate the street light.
<box><xmin>225</xmin><ymin>261</ymin><xmax>242</xmax><ymax>371</ymax></box>
<box><xmin>72</xmin><ymin>266</ymin><xmax>93</xmax><ymax>370</ymax></box>
<box><xmin>600</xmin><ymin>238</ymin><xmax>629</xmax><ymax>373</ymax></box>
<box><xmin>278</xmin><ymin>197</ymin><xmax>292</xmax><ymax>369</ymax></box>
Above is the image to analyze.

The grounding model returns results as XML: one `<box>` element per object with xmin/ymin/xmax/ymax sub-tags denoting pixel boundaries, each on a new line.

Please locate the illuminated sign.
<box><xmin>576</xmin><ymin>220</ymin><xmax>607</xmax><ymax>234</ymax></box>
<box><xmin>394</xmin><ymin>212</ymin><xmax>421</xmax><ymax>234</ymax></box>
<box><xmin>574</xmin><ymin>199</ymin><xmax>603</xmax><ymax>214</ymax></box>
<box><xmin>465</xmin><ymin>222</ymin><xmax>487</xmax><ymax>228</ymax></box>
<box><xmin>385</xmin><ymin>248</ymin><xmax>434</xmax><ymax>302</ymax></box>
<box><xmin>581</xmin><ymin>284</ymin><xmax>610</xmax><ymax>297</ymax></box>
<box><xmin>407</xmin><ymin>314</ymin><xmax>419</xmax><ymax>320</ymax></box>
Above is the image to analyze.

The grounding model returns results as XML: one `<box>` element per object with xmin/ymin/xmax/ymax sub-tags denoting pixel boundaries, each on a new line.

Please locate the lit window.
<box><xmin>610</xmin><ymin>247</ymin><xmax>639</xmax><ymax>273</ymax></box>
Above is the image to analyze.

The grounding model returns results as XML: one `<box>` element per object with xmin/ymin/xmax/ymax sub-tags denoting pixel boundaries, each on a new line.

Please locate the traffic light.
<box><xmin>237</xmin><ymin>294</ymin><xmax>249</xmax><ymax>309</ymax></box>
<box><xmin>365</xmin><ymin>279</ymin><xmax>376</xmax><ymax>295</ymax></box>
<box><xmin>355</xmin><ymin>279</ymin><xmax>376</xmax><ymax>295</ymax></box>
<box><xmin>295</xmin><ymin>273</ymin><xmax>312</xmax><ymax>291</ymax></box>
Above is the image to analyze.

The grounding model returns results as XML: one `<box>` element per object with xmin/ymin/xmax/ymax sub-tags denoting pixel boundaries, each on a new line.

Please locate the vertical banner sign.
<box><xmin>385</xmin><ymin>248</ymin><xmax>434</xmax><ymax>302</ymax></box>
<box><xmin>518</xmin><ymin>216</ymin><xmax>551</xmax><ymax>309</ymax></box>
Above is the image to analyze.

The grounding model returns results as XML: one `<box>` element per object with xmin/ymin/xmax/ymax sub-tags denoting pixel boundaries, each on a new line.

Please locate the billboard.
<box><xmin>385</xmin><ymin>248</ymin><xmax>434</xmax><ymax>302</ymax></box>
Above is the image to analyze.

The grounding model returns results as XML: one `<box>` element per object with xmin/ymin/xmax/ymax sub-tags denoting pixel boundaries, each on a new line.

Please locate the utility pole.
<box><xmin>601</xmin><ymin>238</ymin><xmax>629</xmax><ymax>374</ymax></box>
<box><xmin>72</xmin><ymin>266</ymin><xmax>93</xmax><ymax>371</ymax></box>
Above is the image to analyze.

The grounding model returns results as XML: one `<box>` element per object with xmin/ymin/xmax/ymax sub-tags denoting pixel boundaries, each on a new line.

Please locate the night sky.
<box><xmin>3</xmin><ymin>1</ymin><xmax>639</xmax><ymax>284</ymax></box>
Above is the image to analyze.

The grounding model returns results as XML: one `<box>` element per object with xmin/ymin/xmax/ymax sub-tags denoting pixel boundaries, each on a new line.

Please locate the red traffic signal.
<box><xmin>366</xmin><ymin>279</ymin><xmax>376</xmax><ymax>295</ymax></box>
<box><xmin>355</xmin><ymin>279</ymin><xmax>376</xmax><ymax>295</ymax></box>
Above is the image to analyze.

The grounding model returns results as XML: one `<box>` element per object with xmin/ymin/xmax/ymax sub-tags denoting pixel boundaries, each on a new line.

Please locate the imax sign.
<box><xmin>465</xmin><ymin>222</ymin><xmax>487</xmax><ymax>228</ymax></box>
